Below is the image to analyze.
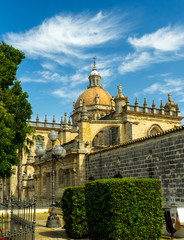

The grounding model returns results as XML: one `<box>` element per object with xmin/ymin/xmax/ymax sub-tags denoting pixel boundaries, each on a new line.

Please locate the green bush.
<box><xmin>61</xmin><ymin>185</ymin><xmax>88</xmax><ymax>239</ymax></box>
<box><xmin>85</xmin><ymin>178</ymin><xmax>163</xmax><ymax>240</ymax></box>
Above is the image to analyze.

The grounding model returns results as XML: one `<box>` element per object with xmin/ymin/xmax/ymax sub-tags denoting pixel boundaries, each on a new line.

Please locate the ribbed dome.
<box><xmin>75</xmin><ymin>87</ymin><xmax>114</xmax><ymax>109</ymax></box>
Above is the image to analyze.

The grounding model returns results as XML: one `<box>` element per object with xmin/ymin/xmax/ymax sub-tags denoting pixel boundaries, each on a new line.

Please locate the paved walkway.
<box><xmin>35</xmin><ymin>212</ymin><xmax>184</xmax><ymax>240</ymax></box>
<box><xmin>35</xmin><ymin>212</ymin><xmax>88</xmax><ymax>240</ymax></box>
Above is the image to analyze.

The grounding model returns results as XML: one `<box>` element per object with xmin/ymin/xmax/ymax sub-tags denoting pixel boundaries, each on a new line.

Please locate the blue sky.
<box><xmin>1</xmin><ymin>0</ymin><xmax>184</xmax><ymax>123</ymax></box>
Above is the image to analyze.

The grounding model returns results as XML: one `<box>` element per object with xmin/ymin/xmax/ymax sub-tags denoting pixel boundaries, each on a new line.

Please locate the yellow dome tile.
<box><xmin>75</xmin><ymin>87</ymin><xmax>114</xmax><ymax>109</ymax></box>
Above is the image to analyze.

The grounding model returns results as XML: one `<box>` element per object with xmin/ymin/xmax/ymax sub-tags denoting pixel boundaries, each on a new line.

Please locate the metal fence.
<box><xmin>0</xmin><ymin>195</ymin><xmax>36</xmax><ymax>240</ymax></box>
<box><xmin>36</xmin><ymin>200</ymin><xmax>60</xmax><ymax>208</ymax></box>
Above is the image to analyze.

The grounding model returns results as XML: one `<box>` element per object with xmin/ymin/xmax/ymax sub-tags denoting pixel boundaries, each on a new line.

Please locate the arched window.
<box><xmin>148</xmin><ymin>124</ymin><xmax>163</xmax><ymax>136</ymax></box>
<box><xmin>150</xmin><ymin>128</ymin><xmax>159</xmax><ymax>135</ymax></box>
<box><xmin>92</xmin><ymin>126</ymin><xmax>120</xmax><ymax>149</ymax></box>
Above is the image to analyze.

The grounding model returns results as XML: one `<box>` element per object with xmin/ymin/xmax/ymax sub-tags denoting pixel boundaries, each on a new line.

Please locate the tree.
<box><xmin>0</xmin><ymin>41</ymin><xmax>33</xmax><ymax>179</ymax></box>
<box><xmin>0</xmin><ymin>101</ymin><xmax>18</xmax><ymax>178</ymax></box>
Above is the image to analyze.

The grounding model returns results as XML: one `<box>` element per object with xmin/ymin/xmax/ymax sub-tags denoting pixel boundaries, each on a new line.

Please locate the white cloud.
<box><xmin>37</xmin><ymin>71</ymin><xmax>68</xmax><ymax>82</ymax></box>
<box><xmin>52</xmin><ymin>87</ymin><xmax>84</xmax><ymax>102</ymax></box>
<box><xmin>4</xmin><ymin>11</ymin><xmax>130</xmax><ymax>60</ymax></box>
<box><xmin>19</xmin><ymin>76</ymin><xmax>47</xmax><ymax>83</ymax></box>
<box><xmin>71</xmin><ymin>73</ymin><xmax>87</xmax><ymax>82</ymax></box>
<box><xmin>19</xmin><ymin>70</ymin><xmax>69</xmax><ymax>84</ymax></box>
<box><xmin>119</xmin><ymin>25</ymin><xmax>184</xmax><ymax>74</ymax></box>
<box><xmin>118</xmin><ymin>52</ymin><xmax>153</xmax><ymax>74</ymax></box>
<box><xmin>143</xmin><ymin>78</ymin><xmax>184</xmax><ymax>94</ymax></box>
<box><xmin>41</xmin><ymin>62</ymin><xmax>56</xmax><ymax>71</ymax></box>
<box><xmin>133</xmin><ymin>77</ymin><xmax>184</xmax><ymax>111</ymax></box>
<box><xmin>128</xmin><ymin>26</ymin><xmax>184</xmax><ymax>51</ymax></box>
<box><xmin>4</xmin><ymin>11</ymin><xmax>133</xmax><ymax>89</ymax></box>
<box><xmin>148</xmin><ymin>73</ymin><xmax>171</xmax><ymax>79</ymax></box>
<box><xmin>70</xmin><ymin>73</ymin><xmax>88</xmax><ymax>87</ymax></box>
<box><xmin>177</xmin><ymin>94</ymin><xmax>184</xmax><ymax>102</ymax></box>
<box><xmin>100</xmin><ymin>69</ymin><xmax>112</xmax><ymax>77</ymax></box>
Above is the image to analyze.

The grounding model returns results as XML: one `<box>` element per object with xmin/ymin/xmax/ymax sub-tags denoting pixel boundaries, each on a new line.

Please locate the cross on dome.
<box><xmin>93</xmin><ymin>57</ymin><xmax>97</xmax><ymax>71</ymax></box>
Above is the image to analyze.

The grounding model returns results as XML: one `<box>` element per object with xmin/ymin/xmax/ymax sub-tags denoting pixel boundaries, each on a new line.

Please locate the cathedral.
<box><xmin>1</xmin><ymin>60</ymin><xmax>183</xmax><ymax>204</ymax></box>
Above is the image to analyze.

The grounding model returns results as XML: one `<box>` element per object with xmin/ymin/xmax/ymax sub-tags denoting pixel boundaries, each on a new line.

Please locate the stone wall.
<box><xmin>86</xmin><ymin>126</ymin><xmax>184</xmax><ymax>207</ymax></box>
<box><xmin>34</xmin><ymin>151</ymin><xmax>79</xmax><ymax>203</ymax></box>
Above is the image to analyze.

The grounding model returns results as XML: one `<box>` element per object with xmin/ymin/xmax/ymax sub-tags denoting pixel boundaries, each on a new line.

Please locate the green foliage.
<box><xmin>61</xmin><ymin>186</ymin><xmax>88</xmax><ymax>239</ymax></box>
<box><xmin>0</xmin><ymin>41</ymin><xmax>25</xmax><ymax>89</ymax></box>
<box><xmin>85</xmin><ymin>178</ymin><xmax>163</xmax><ymax>240</ymax></box>
<box><xmin>0</xmin><ymin>81</ymin><xmax>32</xmax><ymax>148</ymax></box>
<box><xmin>0</xmin><ymin>102</ymin><xmax>18</xmax><ymax>178</ymax></box>
<box><xmin>0</xmin><ymin>41</ymin><xmax>32</xmax><ymax>178</ymax></box>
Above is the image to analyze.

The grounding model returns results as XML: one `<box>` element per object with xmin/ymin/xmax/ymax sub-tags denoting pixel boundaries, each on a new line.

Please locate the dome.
<box><xmin>89</xmin><ymin>70</ymin><xmax>101</xmax><ymax>77</ymax></box>
<box><xmin>75</xmin><ymin>86</ymin><xmax>114</xmax><ymax>109</ymax></box>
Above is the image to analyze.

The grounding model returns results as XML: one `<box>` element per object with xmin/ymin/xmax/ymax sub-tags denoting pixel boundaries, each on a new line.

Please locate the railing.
<box><xmin>125</xmin><ymin>105</ymin><xmax>178</xmax><ymax>117</ymax></box>
<box><xmin>27</xmin><ymin>120</ymin><xmax>79</xmax><ymax>131</ymax></box>
<box><xmin>28</xmin><ymin>121</ymin><xmax>61</xmax><ymax>128</ymax></box>
<box><xmin>0</xmin><ymin>195</ymin><xmax>36</xmax><ymax>240</ymax></box>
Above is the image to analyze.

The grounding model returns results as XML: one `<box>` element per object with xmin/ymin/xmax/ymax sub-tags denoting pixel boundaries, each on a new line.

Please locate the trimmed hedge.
<box><xmin>61</xmin><ymin>185</ymin><xmax>88</xmax><ymax>239</ymax></box>
<box><xmin>85</xmin><ymin>178</ymin><xmax>163</xmax><ymax>240</ymax></box>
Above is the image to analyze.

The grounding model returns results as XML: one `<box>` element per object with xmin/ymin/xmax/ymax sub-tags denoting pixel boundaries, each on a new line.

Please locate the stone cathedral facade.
<box><xmin>1</xmin><ymin>61</ymin><xmax>183</xmax><ymax>207</ymax></box>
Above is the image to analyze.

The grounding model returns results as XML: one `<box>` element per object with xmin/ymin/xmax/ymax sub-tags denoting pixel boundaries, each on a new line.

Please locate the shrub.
<box><xmin>85</xmin><ymin>178</ymin><xmax>163</xmax><ymax>240</ymax></box>
<box><xmin>61</xmin><ymin>185</ymin><xmax>88</xmax><ymax>239</ymax></box>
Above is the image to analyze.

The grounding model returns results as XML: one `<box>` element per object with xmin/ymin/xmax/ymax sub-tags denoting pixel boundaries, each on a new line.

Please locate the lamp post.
<box><xmin>35</xmin><ymin>146</ymin><xmax>45</xmax><ymax>160</ymax></box>
<box><xmin>35</xmin><ymin>130</ymin><xmax>66</xmax><ymax>228</ymax></box>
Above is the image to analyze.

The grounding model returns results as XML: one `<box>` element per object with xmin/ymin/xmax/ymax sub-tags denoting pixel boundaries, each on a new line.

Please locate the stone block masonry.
<box><xmin>86</xmin><ymin>126</ymin><xmax>184</xmax><ymax>207</ymax></box>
